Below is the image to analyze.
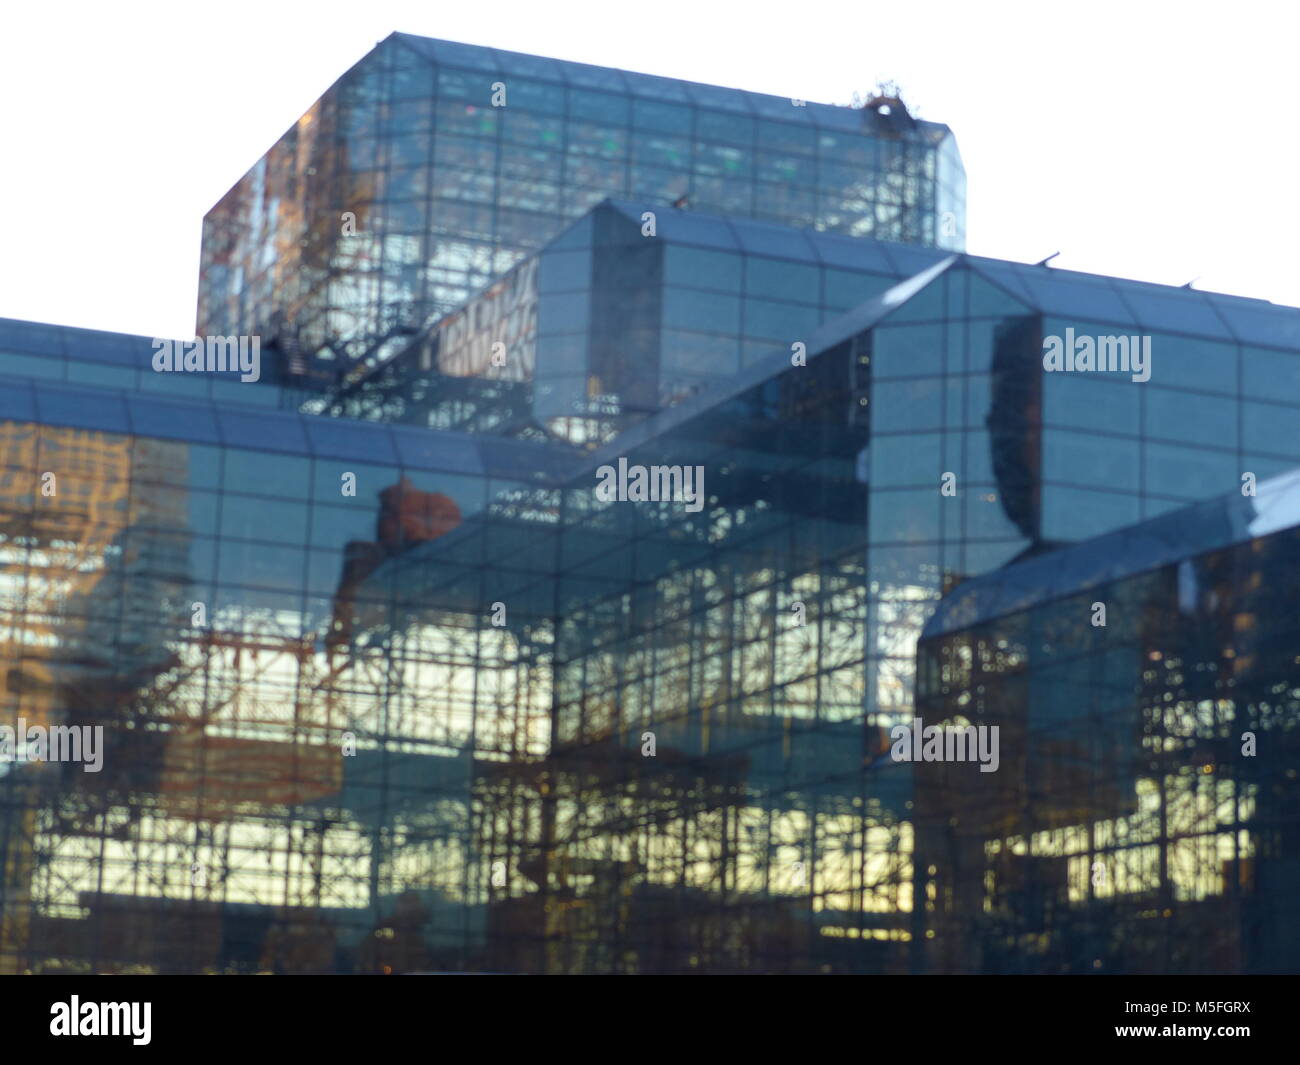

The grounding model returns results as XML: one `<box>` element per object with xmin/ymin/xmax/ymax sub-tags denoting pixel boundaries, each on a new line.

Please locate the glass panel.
<box><xmin>631</xmin><ymin>98</ymin><xmax>691</xmax><ymax>134</ymax></box>
<box><xmin>745</xmin><ymin>257</ymin><xmax>818</xmax><ymax>303</ymax></box>
<box><xmin>1041</xmin><ymin>485</ymin><xmax>1139</xmax><ymax>540</ymax></box>
<box><xmin>871</xmin><ymin>431</ymin><xmax>942</xmax><ymax>487</ymax></box>
<box><xmin>36</xmin><ymin>384</ymin><xmax>129</xmax><ymax>432</ymax></box>
<box><xmin>216</xmin><ymin>409</ymin><xmax>309</xmax><ymax>454</ymax></box>
<box><xmin>1145</xmin><ymin>386</ymin><xmax>1236</xmax><ymax>445</ymax></box>
<box><xmin>389</xmin><ymin>425</ymin><xmax>485</xmax><ymax>475</ymax></box>
<box><xmin>568</xmin><ymin>88</ymin><xmax>628</xmax><ymax>124</ymax></box>
<box><xmin>662</xmin><ymin>288</ymin><xmax>740</xmax><ymax>333</ymax></box>
<box><xmin>1243</xmin><ymin>400</ymin><xmax>1300</xmax><ymax>458</ymax></box>
<box><xmin>1205</xmin><ymin>294</ymin><xmax>1300</xmax><ymax>346</ymax></box>
<box><xmin>0</xmin><ymin>378</ymin><xmax>38</xmax><ymax>421</ymax></box>
<box><xmin>696</xmin><ymin>108</ymin><xmax>753</xmax><ymax>145</ymax></box>
<box><xmin>1043</xmin><ymin>428</ymin><xmax>1140</xmax><ymax>493</ymax></box>
<box><xmin>755</xmin><ymin>118</ymin><xmax>816</xmax><ymax>155</ymax></box>
<box><xmin>1043</xmin><ymin>375</ymin><xmax>1139</xmax><ymax>435</ymax></box>
<box><xmin>221</xmin><ymin>493</ymin><xmax>311</xmax><ymax>544</ymax></box>
<box><xmin>1123</xmin><ymin>284</ymin><xmax>1234</xmax><ymax>339</ymax></box>
<box><xmin>823</xmin><ymin>268</ymin><xmax>894</xmax><ymax>309</ymax></box>
<box><xmin>871</xmin><ymin>379</ymin><xmax>943</xmax><ymax>430</ymax></box>
<box><xmin>664</xmin><ymin>245</ymin><xmax>741</xmax><ymax>292</ymax></box>
<box><xmin>1144</xmin><ymin>442</ymin><xmax>1239</xmax><ymax>499</ymax></box>
<box><xmin>873</xmin><ymin>323</ymin><xmax>944</xmax><ymax>378</ymax></box>
<box><xmin>223</xmin><ymin>449</ymin><xmax>312</xmax><ymax>499</ymax></box>
<box><xmin>426</xmin><ymin>41</ymin><xmax>501</xmax><ymax>72</ymax></box>
<box><xmin>128</xmin><ymin>397</ymin><xmax>222</xmax><ymax>443</ymax></box>
<box><xmin>743</xmin><ymin>297</ymin><xmax>820</xmax><ymax>339</ymax></box>
<box><xmin>303</xmin><ymin>420</ymin><xmax>400</xmax><ymax>464</ymax></box>
<box><xmin>1242</xmin><ymin>344</ymin><xmax>1300</xmax><ymax>399</ymax></box>
<box><xmin>0</xmin><ymin>350</ymin><xmax>63</xmax><ymax>379</ymax></box>
<box><xmin>1012</xmin><ymin>270</ymin><xmax>1137</xmax><ymax>323</ymax></box>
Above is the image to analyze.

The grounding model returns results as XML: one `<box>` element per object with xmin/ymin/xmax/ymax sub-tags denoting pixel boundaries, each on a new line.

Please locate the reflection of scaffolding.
<box><xmin>0</xmin><ymin>423</ymin><xmax>362</xmax><ymax>971</ymax></box>
<box><xmin>441</xmin><ymin>497</ymin><xmax>917</xmax><ymax>972</ymax></box>
<box><xmin>6</xmin><ymin>450</ymin><xmax>914</xmax><ymax>975</ymax></box>
<box><xmin>0</xmin><ymin>362</ymin><xmax>965</xmax><ymax>973</ymax></box>
<box><xmin>0</xmin><ymin>337</ymin><xmax>923</xmax><ymax>975</ymax></box>
<box><xmin>0</xmin><ymin>424</ymin><xmax>188</xmax><ymax>970</ymax></box>
<box><xmin>825</xmin><ymin>104</ymin><xmax>935</xmax><ymax>246</ymax></box>
<box><xmin>465</xmin><ymin>739</ymin><xmax>915</xmax><ymax>973</ymax></box>
<box><xmin>914</xmin><ymin>534</ymin><xmax>1299</xmax><ymax>974</ymax></box>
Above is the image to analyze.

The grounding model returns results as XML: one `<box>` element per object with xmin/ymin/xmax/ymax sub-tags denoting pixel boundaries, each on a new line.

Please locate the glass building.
<box><xmin>4</xmin><ymin>240</ymin><xmax>1300</xmax><ymax>972</ymax></box>
<box><xmin>4</xmin><ymin>34</ymin><xmax>1300</xmax><ymax>975</ymax></box>
<box><xmin>832</xmin><ymin>254</ymin><xmax>1300</xmax><ymax>750</ymax></box>
<box><xmin>196</xmin><ymin>32</ymin><xmax>964</xmax><ymax>384</ymax></box>
<box><xmin>917</xmin><ymin>471</ymin><xmax>1300</xmax><ymax>973</ymax></box>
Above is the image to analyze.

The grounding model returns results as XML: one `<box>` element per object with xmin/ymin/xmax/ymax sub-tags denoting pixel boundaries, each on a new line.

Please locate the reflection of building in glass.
<box><xmin>323</xmin><ymin>199</ymin><xmax>958</xmax><ymax>446</ymax></box>
<box><xmin>0</xmin><ymin>375</ymin><xmax>558</xmax><ymax>973</ymax></box>
<box><xmin>3</xmin><ymin>37</ymin><xmax>1300</xmax><ymax>974</ymax></box>
<box><xmin>197</xmin><ymin>33</ymin><xmax>965</xmax><ymax>384</ymax></box>
<box><xmin>917</xmin><ymin>473</ymin><xmax>1300</xmax><ymax>973</ymax></box>
<box><xmin>6</xmin><ymin>231</ymin><xmax>1300</xmax><ymax>973</ymax></box>
<box><xmin>0</xmin><ymin>422</ymin><xmax>194</xmax><ymax>970</ymax></box>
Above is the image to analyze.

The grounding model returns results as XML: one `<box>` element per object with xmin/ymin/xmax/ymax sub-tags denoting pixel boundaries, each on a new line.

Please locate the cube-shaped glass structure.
<box><xmin>196</xmin><ymin>33</ymin><xmax>965</xmax><ymax>384</ymax></box>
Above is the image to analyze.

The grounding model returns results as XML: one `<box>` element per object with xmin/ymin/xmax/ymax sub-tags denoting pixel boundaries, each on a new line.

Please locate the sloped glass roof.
<box><xmin>0</xmin><ymin>317</ymin><xmax>310</xmax><ymax>410</ymax></box>
<box><xmin>1108</xmin><ymin>281</ymin><xmax>1235</xmax><ymax>340</ymax></box>
<box><xmin>618</xmin><ymin>68</ymin><xmax>690</xmax><ymax>102</ymax></box>
<box><xmin>563</xmin><ymin>256</ymin><xmax>969</xmax><ymax>476</ymax></box>
<box><xmin>591</xmin><ymin>201</ymin><xmax>1300</xmax><ymax>353</ymax></box>
<box><xmin>966</xmin><ymin>259</ymin><xmax>1300</xmax><ymax>347</ymax></box>
<box><xmin>1203</xmin><ymin>293</ymin><xmax>1300</xmax><ymax>347</ymax></box>
<box><xmin>922</xmin><ymin>468</ymin><xmax>1300</xmax><ymax>640</ymax></box>
<box><xmin>0</xmin><ymin>374</ymin><xmax>577</xmax><ymax>482</ymax></box>
<box><xmin>598</xmin><ymin>200</ymin><xmax>954</xmax><ymax>276</ymax></box>
<box><xmin>510</xmin><ymin>200</ymin><xmax>1300</xmax><ymax>476</ymax></box>
<box><xmin>796</xmin><ymin>255</ymin><xmax>975</xmax><ymax>357</ymax></box>
<box><xmin>1000</xmin><ymin>267</ymin><xmax>1139</xmax><ymax>324</ymax></box>
<box><xmin>37</xmin><ymin>384</ymin><xmax>131</xmax><ymax>433</ymax></box>
<box><xmin>400</xmin><ymin>36</ymin><xmax>504</xmax><ymax>74</ymax></box>
<box><xmin>810</xmin><ymin>232</ymin><xmax>902</xmax><ymax>273</ymax></box>
<box><xmin>0</xmin><ymin>317</ymin><xmax>152</xmax><ymax>364</ymax></box>
<box><xmin>731</xmin><ymin>219</ymin><xmax>824</xmax><ymax>259</ymax></box>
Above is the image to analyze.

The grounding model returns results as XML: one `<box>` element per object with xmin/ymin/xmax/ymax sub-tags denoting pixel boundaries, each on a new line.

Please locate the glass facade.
<box><xmin>322</xmin><ymin>199</ymin><xmax>953</xmax><ymax>445</ymax></box>
<box><xmin>0</xmin><ymin>318</ymin><xmax>295</xmax><ymax>409</ymax></box>
<box><xmin>916</xmin><ymin>474</ymin><xmax>1300</xmax><ymax>972</ymax></box>
<box><xmin>860</xmin><ymin>258</ymin><xmax>1300</xmax><ymax>744</ymax></box>
<box><xmin>8</xmin><ymin>29</ymin><xmax>1300</xmax><ymax>973</ymax></box>
<box><xmin>0</xmin><ymin>371</ymin><xmax>571</xmax><ymax>973</ymax></box>
<box><xmin>196</xmin><ymin>32</ymin><xmax>964</xmax><ymax>384</ymax></box>
<box><xmin>5</xmin><ymin>249</ymin><xmax>1300</xmax><ymax>973</ymax></box>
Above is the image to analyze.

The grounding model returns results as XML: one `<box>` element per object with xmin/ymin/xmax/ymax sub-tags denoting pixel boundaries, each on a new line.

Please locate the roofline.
<box><xmin>388</xmin><ymin>31</ymin><xmax>955</xmax><ymax>134</ymax></box>
<box><xmin>921</xmin><ymin>467</ymin><xmax>1300</xmax><ymax>641</ymax></box>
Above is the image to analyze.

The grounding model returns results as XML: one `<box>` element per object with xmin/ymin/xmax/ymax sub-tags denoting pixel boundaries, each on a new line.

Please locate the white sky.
<box><xmin>2</xmin><ymin>0</ymin><xmax>1297</xmax><ymax>340</ymax></box>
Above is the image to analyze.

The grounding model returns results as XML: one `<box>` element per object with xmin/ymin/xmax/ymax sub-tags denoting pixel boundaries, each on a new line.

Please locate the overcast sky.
<box><xmin>2</xmin><ymin>0</ymin><xmax>1297</xmax><ymax>339</ymax></box>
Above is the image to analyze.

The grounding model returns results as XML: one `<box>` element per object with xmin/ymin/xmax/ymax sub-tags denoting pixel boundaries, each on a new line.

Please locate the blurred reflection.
<box><xmin>328</xmin><ymin>477</ymin><xmax>461</xmax><ymax>646</ymax></box>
